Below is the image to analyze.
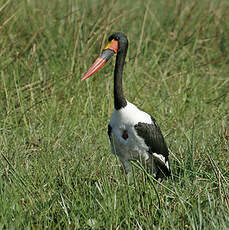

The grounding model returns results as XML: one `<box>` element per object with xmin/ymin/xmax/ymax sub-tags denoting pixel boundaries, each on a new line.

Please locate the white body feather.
<box><xmin>109</xmin><ymin>101</ymin><xmax>153</xmax><ymax>173</ymax></box>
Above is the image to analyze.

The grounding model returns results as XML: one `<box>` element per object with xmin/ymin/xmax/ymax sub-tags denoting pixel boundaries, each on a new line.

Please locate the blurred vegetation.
<box><xmin>0</xmin><ymin>0</ymin><xmax>228</xmax><ymax>229</ymax></box>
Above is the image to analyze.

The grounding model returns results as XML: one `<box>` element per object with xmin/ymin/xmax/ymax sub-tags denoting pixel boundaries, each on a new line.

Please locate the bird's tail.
<box><xmin>153</xmin><ymin>154</ymin><xmax>171</xmax><ymax>180</ymax></box>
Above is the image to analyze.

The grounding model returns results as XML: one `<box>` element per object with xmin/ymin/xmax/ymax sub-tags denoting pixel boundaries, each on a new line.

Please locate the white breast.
<box><xmin>109</xmin><ymin>101</ymin><xmax>152</xmax><ymax>170</ymax></box>
<box><xmin>110</xmin><ymin>101</ymin><xmax>152</xmax><ymax>125</ymax></box>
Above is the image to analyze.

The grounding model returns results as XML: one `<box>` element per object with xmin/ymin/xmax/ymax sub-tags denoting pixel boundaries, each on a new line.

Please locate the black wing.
<box><xmin>107</xmin><ymin>124</ymin><xmax>116</xmax><ymax>155</ymax></box>
<box><xmin>107</xmin><ymin>124</ymin><xmax>112</xmax><ymax>142</ymax></box>
<box><xmin>134</xmin><ymin>116</ymin><xmax>171</xmax><ymax>179</ymax></box>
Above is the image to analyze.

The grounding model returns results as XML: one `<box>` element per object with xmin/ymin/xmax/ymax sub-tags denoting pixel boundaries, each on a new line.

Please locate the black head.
<box><xmin>81</xmin><ymin>32</ymin><xmax>128</xmax><ymax>81</ymax></box>
<box><xmin>108</xmin><ymin>32</ymin><xmax>128</xmax><ymax>53</ymax></box>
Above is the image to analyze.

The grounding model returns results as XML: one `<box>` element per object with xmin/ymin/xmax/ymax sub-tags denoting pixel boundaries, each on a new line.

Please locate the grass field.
<box><xmin>1</xmin><ymin>0</ymin><xmax>229</xmax><ymax>229</ymax></box>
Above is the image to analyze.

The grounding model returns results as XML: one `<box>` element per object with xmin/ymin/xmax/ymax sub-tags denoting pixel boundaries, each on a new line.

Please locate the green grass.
<box><xmin>1</xmin><ymin>0</ymin><xmax>229</xmax><ymax>229</ymax></box>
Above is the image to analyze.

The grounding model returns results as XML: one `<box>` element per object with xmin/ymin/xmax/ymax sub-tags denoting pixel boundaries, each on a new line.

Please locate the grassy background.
<box><xmin>0</xmin><ymin>0</ymin><xmax>229</xmax><ymax>229</ymax></box>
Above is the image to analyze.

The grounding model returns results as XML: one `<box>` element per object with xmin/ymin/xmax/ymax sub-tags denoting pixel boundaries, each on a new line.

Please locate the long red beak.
<box><xmin>81</xmin><ymin>40</ymin><xmax>118</xmax><ymax>81</ymax></box>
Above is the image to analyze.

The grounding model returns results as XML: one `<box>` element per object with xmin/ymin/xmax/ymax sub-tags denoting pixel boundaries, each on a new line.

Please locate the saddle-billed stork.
<box><xmin>82</xmin><ymin>32</ymin><xmax>171</xmax><ymax>181</ymax></box>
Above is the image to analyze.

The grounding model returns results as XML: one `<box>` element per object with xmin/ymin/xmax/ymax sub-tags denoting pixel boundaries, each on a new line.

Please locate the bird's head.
<box><xmin>81</xmin><ymin>32</ymin><xmax>128</xmax><ymax>81</ymax></box>
<box><xmin>108</xmin><ymin>32</ymin><xmax>128</xmax><ymax>54</ymax></box>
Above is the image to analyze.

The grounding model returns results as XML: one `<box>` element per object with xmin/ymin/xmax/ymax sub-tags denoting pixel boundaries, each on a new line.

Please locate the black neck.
<box><xmin>114</xmin><ymin>48</ymin><xmax>127</xmax><ymax>110</ymax></box>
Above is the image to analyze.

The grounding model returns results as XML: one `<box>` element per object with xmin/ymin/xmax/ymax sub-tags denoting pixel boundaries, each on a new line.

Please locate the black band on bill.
<box><xmin>100</xmin><ymin>49</ymin><xmax>115</xmax><ymax>62</ymax></box>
